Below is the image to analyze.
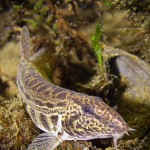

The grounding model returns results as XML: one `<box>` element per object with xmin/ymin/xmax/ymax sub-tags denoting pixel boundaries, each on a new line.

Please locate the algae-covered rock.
<box><xmin>0</xmin><ymin>96</ymin><xmax>40</xmax><ymax>150</ymax></box>
<box><xmin>103</xmin><ymin>46</ymin><xmax>150</xmax><ymax>149</ymax></box>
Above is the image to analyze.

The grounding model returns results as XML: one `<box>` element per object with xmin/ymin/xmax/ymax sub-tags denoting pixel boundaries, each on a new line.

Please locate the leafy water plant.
<box><xmin>91</xmin><ymin>22</ymin><xmax>103</xmax><ymax>69</ymax></box>
<box><xmin>104</xmin><ymin>0</ymin><xmax>112</xmax><ymax>7</ymax></box>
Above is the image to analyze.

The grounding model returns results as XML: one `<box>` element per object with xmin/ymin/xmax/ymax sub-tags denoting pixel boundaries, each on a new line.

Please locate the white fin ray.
<box><xmin>27</xmin><ymin>132</ymin><xmax>63</xmax><ymax>150</ymax></box>
<box><xmin>113</xmin><ymin>132</ymin><xmax>125</xmax><ymax>150</ymax></box>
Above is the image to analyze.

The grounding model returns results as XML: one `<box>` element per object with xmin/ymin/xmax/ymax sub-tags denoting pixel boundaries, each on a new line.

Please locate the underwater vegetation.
<box><xmin>91</xmin><ymin>22</ymin><xmax>103</xmax><ymax>69</ymax></box>
<box><xmin>0</xmin><ymin>0</ymin><xmax>150</xmax><ymax>150</ymax></box>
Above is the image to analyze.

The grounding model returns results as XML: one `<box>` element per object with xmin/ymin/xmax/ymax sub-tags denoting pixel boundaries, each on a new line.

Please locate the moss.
<box><xmin>104</xmin><ymin>0</ymin><xmax>112</xmax><ymax>8</ymax></box>
<box><xmin>34</xmin><ymin>0</ymin><xmax>43</xmax><ymax>12</ymax></box>
<box><xmin>111</xmin><ymin>0</ymin><xmax>150</xmax><ymax>11</ymax></box>
<box><xmin>23</xmin><ymin>18</ymin><xmax>38</xmax><ymax>31</ymax></box>
<box><xmin>13</xmin><ymin>5</ymin><xmax>23</xmax><ymax>12</ymax></box>
<box><xmin>0</xmin><ymin>96</ymin><xmax>40</xmax><ymax>150</ymax></box>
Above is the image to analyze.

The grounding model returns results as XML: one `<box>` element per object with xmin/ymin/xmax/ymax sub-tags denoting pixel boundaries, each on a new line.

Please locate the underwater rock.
<box><xmin>104</xmin><ymin>45</ymin><xmax>150</xmax><ymax>105</ymax></box>
<box><xmin>103</xmin><ymin>46</ymin><xmax>150</xmax><ymax>148</ymax></box>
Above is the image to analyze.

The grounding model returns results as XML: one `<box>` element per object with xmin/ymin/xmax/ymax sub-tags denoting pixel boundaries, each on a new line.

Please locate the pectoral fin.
<box><xmin>27</xmin><ymin>132</ymin><xmax>63</xmax><ymax>150</ymax></box>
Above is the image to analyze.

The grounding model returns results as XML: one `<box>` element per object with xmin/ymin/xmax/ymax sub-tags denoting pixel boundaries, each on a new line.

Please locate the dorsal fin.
<box><xmin>20</xmin><ymin>26</ymin><xmax>31</xmax><ymax>60</ymax></box>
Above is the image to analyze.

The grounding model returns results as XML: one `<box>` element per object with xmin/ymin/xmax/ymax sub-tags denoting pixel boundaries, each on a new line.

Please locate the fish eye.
<box><xmin>82</xmin><ymin>105</ymin><xmax>93</xmax><ymax>114</ymax></box>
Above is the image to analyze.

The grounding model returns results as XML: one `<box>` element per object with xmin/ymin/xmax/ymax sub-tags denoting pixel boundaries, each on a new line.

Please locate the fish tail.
<box><xmin>20</xmin><ymin>26</ymin><xmax>31</xmax><ymax>61</ymax></box>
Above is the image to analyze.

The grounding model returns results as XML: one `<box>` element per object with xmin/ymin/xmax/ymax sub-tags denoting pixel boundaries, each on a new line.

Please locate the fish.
<box><xmin>17</xmin><ymin>26</ymin><xmax>130</xmax><ymax>150</ymax></box>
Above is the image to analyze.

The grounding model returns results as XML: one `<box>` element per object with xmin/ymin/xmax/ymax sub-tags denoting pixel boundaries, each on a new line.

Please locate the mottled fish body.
<box><xmin>17</xmin><ymin>27</ymin><xmax>129</xmax><ymax>150</ymax></box>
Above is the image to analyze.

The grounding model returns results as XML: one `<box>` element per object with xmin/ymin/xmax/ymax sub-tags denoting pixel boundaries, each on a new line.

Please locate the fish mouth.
<box><xmin>111</xmin><ymin>123</ymin><xmax>130</xmax><ymax>134</ymax></box>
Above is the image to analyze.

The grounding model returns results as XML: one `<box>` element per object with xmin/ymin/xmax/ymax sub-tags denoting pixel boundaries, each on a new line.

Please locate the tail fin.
<box><xmin>20</xmin><ymin>26</ymin><xmax>31</xmax><ymax>60</ymax></box>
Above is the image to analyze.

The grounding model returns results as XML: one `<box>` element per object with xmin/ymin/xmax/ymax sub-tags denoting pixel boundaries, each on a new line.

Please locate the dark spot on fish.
<box><xmin>116</xmin><ymin>116</ymin><xmax>124</xmax><ymax>124</ymax></box>
<box><xmin>100</xmin><ymin>127</ymin><xmax>107</xmax><ymax>133</ymax></box>
<box><xmin>56</xmin><ymin>92</ymin><xmax>67</xmax><ymax>99</ymax></box>
<box><xmin>31</xmin><ymin>82</ymin><xmax>44</xmax><ymax>91</ymax></box>
<box><xmin>74</xmin><ymin>130</ymin><xmax>83</xmax><ymax>137</ymax></box>
<box><xmin>29</xmin><ymin>107</ymin><xmax>38</xmax><ymax>127</ymax></box>
<box><xmin>98</xmin><ymin>123</ymin><xmax>102</xmax><ymax>127</ymax></box>
<box><xmin>51</xmin><ymin>115</ymin><xmax>58</xmax><ymax>125</ymax></box>
<box><xmin>24</xmin><ymin>78</ymin><xmax>30</xmax><ymax>85</ymax></box>
<box><xmin>72</xmin><ymin>105</ymin><xmax>78</xmax><ymax>110</ymax></box>
<box><xmin>43</xmin><ymin>90</ymin><xmax>50</xmax><ymax>95</ymax></box>
<box><xmin>51</xmin><ymin>88</ymin><xmax>64</xmax><ymax>97</ymax></box>
<box><xmin>106</xmin><ymin>107</ymin><xmax>112</xmax><ymax>113</ymax></box>
<box><xmin>28</xmin><ymin>79</ymin><xmax>39</xmax><ymax>87</ymax></box>
<box><xmin>62</xmin><ymin>121</ymin><xmax>75</xmax><ymax>137</ymax></box>
<box><xmin>86</xmin><ymin>120</ymin><xmax>90</xmax><ymax>124</ymax></box>
<box><xmin>56</xmin><ymin>102</ymin><xmax>66</xmax><ymax>107</ymax></box>
<box><xmin>70</xmin><ymin>115</ymin><xmax>78</xmax><ymax>122</ymax></box>
<box><xmin>82</xmin><ymin>105</ymin><xmax>93</xmax><ymax>114</ymax></box>
<box><xmin>67</xmin><ymin>116</ymin><xmax>76</xmax><ymax>129</ymax></box>
<box><xmin>33</xmin><ymin>99</ymin><xmax>45</xmax><ymax>106</ymax></box>
<box><xmin>71</xmin><ymin>97</ymin><xmax>79</xmax><ymax>104</ymax></box>
<box><xmin>33</xmin><ymin>74</ymin><xmax>41</xmax><ymax>79</ymax></box>
<box><xmin>100</xmin><ymin>106</ymin><xmax>105</xmax><ymax>111</ymax></box>
<box><xmin>25</xmin><ymin>93</ymin><xmax>30</xmax><ymax>100</ymax></box>
<box><xmin>90</xmin><ymin>111</ymin><xmax>103</xmax><ymax>123</ymax></box>
<box><xmin>39</xmin><ymin>113</ymin><xmax>51</xmax><ymax>131</ymax></box>
<box><xmin>45</xmin><ymin>102</ymin><xmax>54</xmax><ymax>108</ymax></box>
<box><xmin>76</xmin><ymin>122</ymin><xmax>83</xmax><ymax>129</ymax></box>
<box><xmin>36</xmin><ymin>84</ymin><xmax>49</xmax><ymax>93</ymax></box>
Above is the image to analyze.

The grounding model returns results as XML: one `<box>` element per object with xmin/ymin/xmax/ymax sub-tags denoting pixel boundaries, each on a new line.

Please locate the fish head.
<box><xmin>62</xmin><ymin>94</ymin><xmax>129</xmax><ymax>148</ymax></box>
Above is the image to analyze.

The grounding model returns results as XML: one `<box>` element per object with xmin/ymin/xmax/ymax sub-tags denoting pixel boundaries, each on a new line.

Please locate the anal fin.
<box><xmin>27</xmin><ymin>132</ymin><xmax>63</xmax><ymax>150</ymax></box>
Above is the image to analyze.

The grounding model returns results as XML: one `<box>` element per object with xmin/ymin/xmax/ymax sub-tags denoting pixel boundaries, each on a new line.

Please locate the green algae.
<box><xmin>91</xmin><ymin>22</ymin><xmax>104</xmax><ymax>69</ymax></box>
<box><xmin>34</xmin><ymin>0</ymin><xmax>43</xmax><ymax>12</ymax></box>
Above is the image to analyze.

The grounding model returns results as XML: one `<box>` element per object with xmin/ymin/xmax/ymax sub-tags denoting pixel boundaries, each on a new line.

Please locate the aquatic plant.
<box><xmin>34</xmin><ymin>0</ymin><xmax>43</xmax><ymax>12</ymax></box>
<box><xmin>91</xmin><ymin>22</ymin><xmax>103</xmax><ymax>69</ymax></box>
<box><xmin>104</xmin><ymin>0</ymin><xmax>112</xmax><ymax>7</ymax></box>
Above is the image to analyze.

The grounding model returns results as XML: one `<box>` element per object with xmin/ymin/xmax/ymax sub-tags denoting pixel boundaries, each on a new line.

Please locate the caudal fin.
<box><xmin>20</xmin><ymin>26</ymin><xmax>31</xmax><ymax>60</ymax></box>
